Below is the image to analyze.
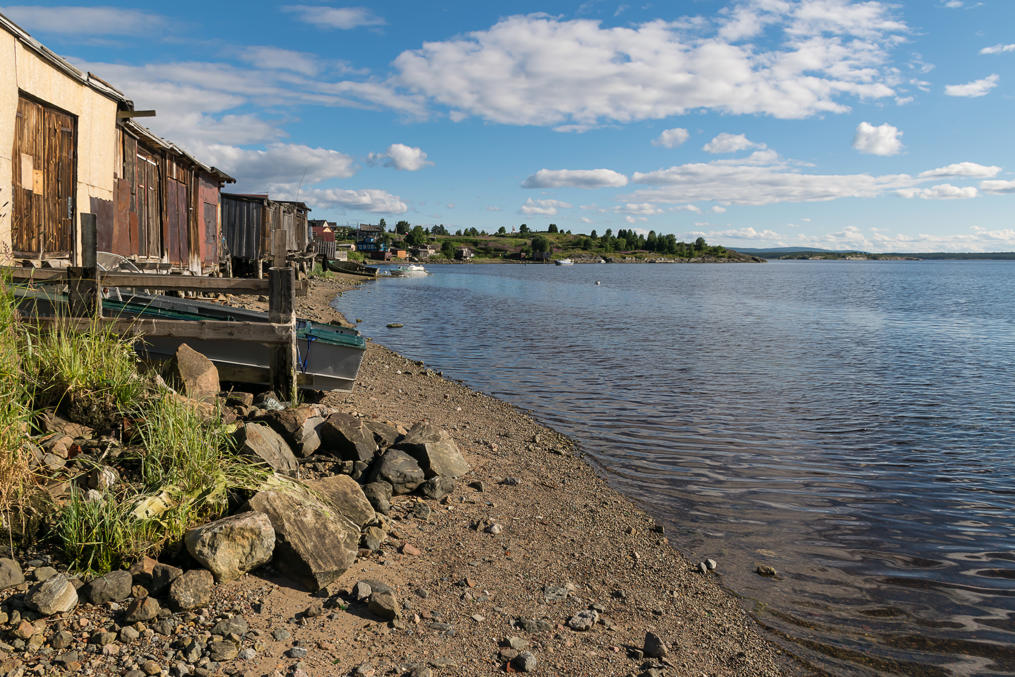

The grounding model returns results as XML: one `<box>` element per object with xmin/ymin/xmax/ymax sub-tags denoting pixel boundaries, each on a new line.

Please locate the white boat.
<box><xmin>554</xmin><ymin>258</ymin><xmax>574</xmax><ymax>266</ymax></box>
<box><xmin>389</xmin><ymin>264</ymin><xmax>428</xmax><ymax>277</ymax></box>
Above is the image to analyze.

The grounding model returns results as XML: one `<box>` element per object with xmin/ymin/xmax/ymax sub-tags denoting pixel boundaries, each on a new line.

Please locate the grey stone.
<box><xmin>271</xmin><ymin>627</ymin><xmax>291</xmax><ymax>641</ymax></box>
<box><xmin>129</xmin><ymin>557</ymin><xmax>182</xmax><ymax>595</ymax></box>
<box><xmin>421</xmin><ymin>476</ymin><xmax>455</xmax><ymax>501</ymax></box>
<box><xmin>25</xmin><ymin>574</ymin><xmax>78</xmax><ymax>615</ymax></box>
<box><xmin>511</xmin><ymin>652</ymin><xmax>538</xmax><ymax>672</ymax></box>
<box><xmin>0</xmin><ymin>558</ymin><xmax>24</xmax><ymax>591</ymax></box>
<box><xmin>566</xmin><ymin>609</ymin><xmax>598</xmax><ymax>632</ymax></box>
<box><xmin>644</xmin><ymin>631</ymin><xmax>668</xmax><ymax>658</ymax></box>
<box><xmin>211</xmin><ymin>616</ymin><xmax>248</xmax><ymax>637</ymax></box>
<box><xmin>395</xmin><ymin>423</ymin><xmax>471</xmax><ymax>479</ymax></box>
<box><xmin>89</xmin><ymin>629</ymin><xmax>116</xmax><ymax>646</ymax></box>
<box><xmin>168</xmin><ymin>344</ymin><xmax>220</xmax><ymax>402</ymax></box>
<box><xmin>363</xmin><ymin>420</ymin><xmax>401</xmax><ymax>448</ymax></box>
<box><xmin>184</xmin><ymin>511</ymin><xmax>275</xmax><ymax>582</ymax></box>
<box><xmin>705</xmin><ymin>558</ymin><xmax>717</xmax><ymax>571</ymax></box>
<box><xmin>318</xmin><ymin>413</ymin><xmax>378</xmax><ymax>463</ymax></box>
<box><xmin>169</xmin><ymin>569</ymin><xmax>214</xmax><ymax>611</ymax></box>
<box><xmin>233</xmin><ymin>423</ymin><xmax>298</xmax><ymax>476</ymax></box>
<box><xmin>247</xmin><ymin>488</ymin><xmax>359</xmax><ymax>591</ymax></box>
<box><xmin>360</xmin><ymin>526</ymin><xmax>385</xmax><ymax>551</ymax></box>
<box><xmin>368</xmin><ymin>589</ymin><xmax>399</xmax><ymax>621</ymax></box>
<box><xmin>237</xmin><ymin>648</ymin><xmax>256</xmax><ymax>660</ymax></box>
<box><xmin>352</xmin><ymin>580</ymin><xmax>373</xmax><ymax>601</ymax></box>
<box><xmin>86</xmin><ymin>570</ymin><xmax>132</xmax><ymax>604</ymax></box>
<box><xmin>86</xmin><ymin>466</ymin><xmax>119</xmax><ymax>491</ymax></box>
<box><xmin>305</xmin><ymin>475</ymin><xmax>376</xmax><ymax>528</ymax></box>
<box><xmin>51</xmin><ymin>630</ymin><xmax>74</xmax><ymax>649</ymax></box>
<box><xmin>32</xmin><ymin>566</ymin><xmax>57</xmax><ymax>581</ymax></box>
<box><xmin>258</xmin><ymin>406</ymin><xmax>324</xmax><ymax>458</ymax></box>
<box><xmin>507</xmin><ymin>636</ymin><xmax>529</xmax><ymax>651</ymax></box>
<box><xmin>287</xmin><ymin>646</ymin><xmax>308</xmax><ymax>659</ymax></box>
<box><xmin>697</xmin><ymin>561</ymin><xmax>708</xmax><ymax>574</ymax></box>
<box><xmin>208</xmin><ymin>639</ymin><xmax>238</xmax><ymax>662</ymax></box>
<box><xmin>369</xmin><ymin>449</ymin><xmax>424</xmax><ymax>495</ymax></box>
<box><xmin>124</xmin><ymin>596</ymin><xmax>161</xmax><ymax>623</ymax></box>
<box><xmin>362</xmin><ymin>482</ymin><xmax>392</xmax><ymax>515</ymax></box>
<box><xmin>119</xmin><ymin>625</ymin><xmax>140</xmax><ymax>643</ymax></box>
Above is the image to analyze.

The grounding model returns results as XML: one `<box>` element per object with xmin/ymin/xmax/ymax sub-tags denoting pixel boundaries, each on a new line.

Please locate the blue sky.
<box><xmin>4</xmin><ymin>0</ymin><xmax>1015</xmax><ymax>251</ymax></box>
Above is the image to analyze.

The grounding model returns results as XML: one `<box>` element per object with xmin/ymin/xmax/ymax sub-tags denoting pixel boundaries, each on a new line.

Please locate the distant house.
<box><xmin>221</xmin><ymin>193</ymin><xmax>310</xmax><ymax>269</ymax></box>
<box><xmin>356</xmin><ymin>224</ymin><xmax>390</xmax><ymax>260</ymax></box>
<box><xmin>410</xmin><ymin>245</ymin><xmax>437</xmax><ymax>259</ymax></box>
<box><xmin>455</xmin><ymin>247</ymin><xmax>474</xmax><ymax>260</ymax></box>
<box><xmin>309</xmin><ymin>219</ymin><xmax>336</xmax><ymax>259</ymax></box>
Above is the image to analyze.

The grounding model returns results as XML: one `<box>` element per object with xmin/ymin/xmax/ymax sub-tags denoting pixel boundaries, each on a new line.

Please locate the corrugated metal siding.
<box><xmin>222</xmin><ymin>195</ymin><xmax>263</xmax><ymax>261</ymax></box>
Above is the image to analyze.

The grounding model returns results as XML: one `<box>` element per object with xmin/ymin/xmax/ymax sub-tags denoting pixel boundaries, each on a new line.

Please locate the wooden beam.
<box><xmin>117</xmin><ymin>110</ymin><xmax>156</xmax><ymax>119</ymax></box>
<box><xmin>99</xmin><ymin>272</ymin><xmax>269</xmax><ymax>293</ymax></box>
<box><xmin>30</xmin><ymin>316</ymin><xmax>292</xmax><ymax>344</ymax></box>
<box><xmin>6</xmin><ymin>269</ymin><xmax>65</xmax><ymax>283</ymax></box>
<box><xmin>268</xmin><ymin>267</ymin><xmax>297</xmax><ymax>402</ymax></box>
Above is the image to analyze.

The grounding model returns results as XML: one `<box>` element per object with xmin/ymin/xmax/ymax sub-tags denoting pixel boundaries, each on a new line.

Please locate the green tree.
<box><xmin>497</xmin><ymin>226</ymin><xmax>506</xmax><ymax>234</ymax></box>
<box><xmin>519</xmin><ymin>223</ymin><xmax>530</xmax><ymax>234</ymax></box>
<box><xmin>590</xmin><ymin>229</ymin><xmax>598</xmax><ymax>240</ymax></box>
<box><xmin>405</xmin><ymin>226</ymin><xmax>426</xmax><ymax>247</ymax></box>
<box><xmin>530</xmin><ymin>235</ymin><xmax>551</xmax><ymax>257</ymax></box>
<box><xmin>379</xmin><ymin>218</ymin><xmax>387</xmax><ymax>230</ymax></box>
<box><xmin>441</xmin><ymin>240</ymin><xmax>456</xmax><ymax>258</ymax></box>
<box><xmin>548</xmin><ymin>224</ymin><xmax>558</xmax><ymax>233</ymax></box>
<box><xmin>395</xmin><ymin>220</ymin><xmax>410</xmax><ymax>235</ymax></box>
<box><xmin>694</xmin><ymin>236</ymin><xmax>706</xmax><ymax>251</ymax></box>
<box><xmin>431</xmin><ymin>224</ymin><xmax>448</xmax><ymax>235</ymax></box>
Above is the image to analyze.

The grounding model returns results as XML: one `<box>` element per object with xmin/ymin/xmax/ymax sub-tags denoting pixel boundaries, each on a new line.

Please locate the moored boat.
<box><xmin>388</xmin><ymin>264</ymin><xmax>428</xmax><ymax>277</ymax></box>
<box><xmin>555</xmin><ymin>258</ymin><xmax>574</xmax><ymax>266</ymax></box>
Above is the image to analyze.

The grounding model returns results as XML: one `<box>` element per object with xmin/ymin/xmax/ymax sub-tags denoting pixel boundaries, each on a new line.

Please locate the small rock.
<box><xmin>119</xmin><ymin>625</ymin><xmax>140</xmax><ymax>643</ymax></box>
<box><xmin>141</xmin><ymin>658</ymin><xmax>162</xmax><ymax>675</ymax></box>
<box><xmin>25</xmin><ymin>573</ymin><xmax>78</xmax><ymax>615</ymax></box>
<box><xmin>50</xmin><ymin>630</ymin><xmax>74</xmax><ymax>649</ymax></box>
<box><xmin>511</xmin><ymin>651</ymin><xmax>538</xmax><ymax>672</ymax></box>
<box><xmin>368</xmin><ymin>589</ymin><xmax>400</xmax><ymax>621</ymax></box>
<box><xmin>697</xmin><ymin>562</ymin><xmax>708</xmax><ymax>575</ymax></box>
<box><xmin>421</xmin><ymin>476</ymin><xmax>455</xmax><ymax>501</ymax></box>
<box><xmin>644</xmin><ymin>631</ymin><xmax>668</xmax><ymax>658</ymax></box>
<box><xmin>413</xmin><ymin>502</ymin><xmax>432</xmax><ymax>521</ymax></box>
<box><xmin>89</xmin><ymin>629</ymin><xmax>116</xmax><ymax>646</ymax></box>
<box><xmin>507</xmin><ymin>636</ymin><xmax>529</xmax><ymax>651</ymax></box>
<box><xmin>287</xmin><ymin>646</ymin><xmax>308</xmax><ymax>659</ymax></box>
<box><xmin>0</xmin><ymin>558</ymin><xmax>25</xmax><ymax>590</ymax></box>
<box><xmin>211</xmin><ymin>616</ymin><xmax>248</xmax><ymax>637</ymax></box>
<box><xmin>401</xmin><ymin>543</ymin><xmax>421</xmax><ymax>556</ymax></box>
<box><xmin>124</xmin><ymin>596</ymin><xmax>161</xmax><ymax>623</ymax></box>
<box><xmin>362</xmin><ymin>482</ymin><xmax>393</xmax><ymax>515</ymax></box>
<box><xmin>706</xmin><ymin>558</ymin><xmax>717</xmax><ymax>571</ymax></box>
<box><xmin>352</xmin><ymin>581</ymin><xmax>373</xmax><ymax>601</ymax></box>
<box><xmin>369</xmin><ymin>450</ymin><xmax>425</xmax><ymax>495</ymax></box>
<box><xmin>271</xmin><ymin>627</ymin><xmax>291</xmax><ymax>641</ymax></box>
<box><xmin>87</xmin><ymin>569</ymin><xmax>132</xmax><ymax>604</ymax></box>
<box><xmin>184</xmin><ymin>511</ymin><xmax>275</xmax><ymax>582</ymax></box>
<box><xmin>361</xmin><ymin>526</ymin><xmax>385</xmax><ymax>551</ymax></box>
<box><xmin>14</xmin><ymin>619</ymin><xmax>37</xmax><ymax>640</ymax></box>
<box><xmin>208</xmin><ymin>639</ymin><xmax>239</xmax><ymax>662</ymax></box>
<box><xmin>32</xmin><ymin>566</ymin><xmax>58</xmax><ymax>581</ymax></box>
<box><xmin>238</xmin><ymin>647</ymin><xmax>256</xmax><ymax>660</ymax></box>
<box><xmin>567</xmin><ymin>609</ymin><xmax>598</xmax><ymax>632</ymax></box>
<box><xmin>169</xmin><ymin>569</ymin><xmax>214</xmax><ymax>610</ymax></box>
<box><xmin>486</xmin><ymin>523</ymin><xmax>503</xmax><ymax>535</ymax></box>
<box><xmin>756</xmin><ymin>564</ymin><xmax>777</xmax><ymax>577</ymax></box>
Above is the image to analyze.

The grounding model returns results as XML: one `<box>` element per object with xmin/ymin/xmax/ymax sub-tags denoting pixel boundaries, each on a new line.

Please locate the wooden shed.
<box><xmin>222</xmin><ymin>193</ymin><xmax>311</xmax><ymax>270</ymax></box>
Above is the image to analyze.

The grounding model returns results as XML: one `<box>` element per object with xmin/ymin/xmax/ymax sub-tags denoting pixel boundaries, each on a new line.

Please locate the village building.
<box><xmin>355</xmin><ymin>224</ymin><xmax>390</xmax><ymax>260</ymax></box>
<box><xmin>0</xmin><ymin>12</ymin><xmax>233</xmax><ymax>273</ymax></box>
<box><xmin>221</xmin><ymin>193</ymin><xmax>311</xmax><ymax>275</ymax></box>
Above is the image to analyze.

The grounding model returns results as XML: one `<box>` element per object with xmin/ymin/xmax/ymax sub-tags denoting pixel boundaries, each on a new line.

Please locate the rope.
<box><xmin>297</xmin><ymin>333</ymin><xmax>317</xmax><ymax>372</ymax></box>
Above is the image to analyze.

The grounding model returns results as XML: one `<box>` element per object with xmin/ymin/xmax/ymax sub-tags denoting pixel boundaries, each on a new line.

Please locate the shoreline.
<box><xmin>226</xmin><ymin>274</ymin><xmax>799</xmax><ymax>675</ymax></box>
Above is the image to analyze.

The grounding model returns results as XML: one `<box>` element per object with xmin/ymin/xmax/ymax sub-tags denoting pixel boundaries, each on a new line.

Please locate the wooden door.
<box><xmin>203</xmin><ymin>202</ymin><xmax>217</xmax><ymax>264</ymax></box>
<box><xmin>11</xmin><ymin>96</ymin><xmax>76</xmax><ymax>258</ymax></box>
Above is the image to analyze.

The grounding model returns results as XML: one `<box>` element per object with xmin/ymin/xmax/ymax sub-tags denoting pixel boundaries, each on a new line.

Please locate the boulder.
<box><xmin>129</xmin><ymin>557</ymin><xmax>182</xmax><ymax>595</ymax></box>
<box><xmin>395</xmin><ymin>423</ymin><xmax>471</xmax><ymax>479</ymax></box>
<box><xmin>421</xmin><ymin>476</ymin><xmax>456</xmax><ymax>501</ymax></box>
<box><xmin>26</xmin><ymin>574</ymin><xmax>78</xmax><ymax>615</ymax></box>
<box><xmin>318</xmin><ymin>413</ymin><xmax>377</xmax><ymax>463</ymax></box>
<box><xmin>364</xmin><ymin>420</ymin><xmax>402</xmax><ymax>448</ymax></box>
<box><xmin>124</xmin><ymin>596</ymin><xmax>160</xmax><ymax>623</ymax></box>
<box><xmin>362</xmin><ymin>482</ymin><xmax>393</xmax><ymax>515</ymax></box>
<box><xmin>234</xmin><ymin>423</ymin><xmax>298</xmax><ymax>475</ymax></box>
<box><xmin>184</xmin><ymin>511</ymin><xmax>275</xmax><ymax>582</ymax></box>
<box><xmin>167</xmin><ymin>344</ymin><xmax>220</xmax><ymax>402</ymax></box>
<box><xmin>169</xmin><ymin>569</ymin><xmax>214</xmax><ymax>611</ymax></box>
<box><xmin>247</xmin><ymin>488</ymin><xmax>359</xmax><ymax>591</ymax></box>
<box><xmin>258</xmin><ymin>406</ymin><xmax>324</xmax><ymax>458</ymax></box>
<box><xmin>369</xmin><ymin>450</ymin><xmax>425</xmax><ymax>495</ymax></box>
<box><xmin>305</xmin><ymin>475</ymin><xmax>376</xmax><ymax>529</ymax></box>
<box><xmin>0</xmin><ymin>558</ymin><xmax>24</xmax><ymax>591</ymax></box>
<box><xmin>86</xmin><ymin>570</ymin><xmax>132</xmax><ymax>604</ymax></box>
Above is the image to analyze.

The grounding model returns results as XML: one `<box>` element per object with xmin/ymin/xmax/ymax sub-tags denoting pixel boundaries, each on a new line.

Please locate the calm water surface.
<box><xmin>336</xmin><ymin>261</ymin><xmax>1015</xmax><ymax>675</ymax></box>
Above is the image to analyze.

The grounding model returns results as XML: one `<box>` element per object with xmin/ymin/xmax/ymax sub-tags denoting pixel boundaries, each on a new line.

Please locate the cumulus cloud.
<box><xmin>520</xmin><ymin>198</ymin><xmax>572</xmax><ymax>216</ymax></box>
<box><xmin>615</xmin><ymin>203</ymin><xmax>664</xmax><ymax>216</ymax></box>
<box><xmin>919</xmin><ymin>162</ymin><xmax>1001</xmax><ymax>179</ymax></box>
<box><xmin>653</xmin><ymin>128</ymin><xmax>690</xmax><ymax>148</ymax></box>
<box><xmin>281</xmin><ymin>5</ymin><xmax>385</xmax><ymax>29</ymax></box>
<box><xmin>712</xmin><ymin>205</ymin><xmax>727</xmax><ymax>213</ymax></box>
<box><xmin>201</xmin><ymin>143</ymin><xmax>357</xmax><ymax>187</ymax></box>
<box><xmin>522</xmin><ymin>169</ymin><xmax>628</xmax><ymax>189</ymax></box>
<box><xmin>293</xmin><ymin>187</ymin><xmax>407</xmax><ymax>214</ymax></box>
<box><xmin>705</xmin><ymin>226</ymin><xmax>782</xmax><ymax>240</ymax></box>
<box><xmin>237</xmin><ymin>46</ymin><xmax>321</xmax><ymax>77</ymax></box>
<box><xmin>367</xmin><ymin>144</ymin><xmax>432</xmax><ymax>171</ymax></box>
<box><xmin>945</xmin><ymin>74</ymin><xmax>999</xmax><ymax>97</ymax></box>
<box><xmin>981</xmin><ymin>44</ymin><xmax>1015</xmax><ymax>55</ymax></box>
<box><xmin>853</xmin><ymin>122</ymin><xmax>903</xmax><ymax>156</ymax></box>
<box><xmin>393</xmin><ymin>8</ymin><xmax>905</xmax><ymax>128</ymax></box>
<box><xmin>981</xmin><ymin>179</ymin><xmax>1015</xmax><ymax>194</ymax></box>
<box><xmin>1</xmin><ymin>5</ymin><xmax>166</xmax><ymax>35</ymax></box>
<box><xmin>704</xmin><ymin>133</ymin><xmax>765</xmax><ymax>154</ymax></box>
<box><xmin>897</xmin><ymin>184</ymin><xmax>978</xmax><ymax>200</ymax></box>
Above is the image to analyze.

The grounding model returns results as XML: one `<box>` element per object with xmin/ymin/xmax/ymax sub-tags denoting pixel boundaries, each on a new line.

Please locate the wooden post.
<box><xmin>68</xmin><ymin>214</ymin><xmax>99</xmax><ymax>317</ymax></box>
<box><xmin>268</xmin><ymin>267</ymin><xmax>297</xmax><ymax>403</ymax></box>
<box><xmin>272</xmin><ymin>229</ymin><xmax>286</xmax><ymax>268</ymax></box>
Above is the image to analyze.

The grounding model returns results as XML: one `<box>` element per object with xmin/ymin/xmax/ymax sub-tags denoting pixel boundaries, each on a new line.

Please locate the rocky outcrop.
<box><xmin>234</xmin><ymin>423</ymin><xmax>299</xmax><ymax>476</ymax></box>
<box><xmin>184</xmin><ymin>512</ymin><xmax>275</xmax><ymax>582</ymax></box>
<box><xmin>167</xmin><ymin>343</ymin><xmax>220</xmax><ymax>402</ymax></box>
<box><xmin>395</xmin><ymin>422</ymin><xmax>471</xmax><ymax>479</ymax></box>
<box><xmin>247</xmin><ymin>488</ymin><xmax>359</xmax><ymax>591</ymax></box>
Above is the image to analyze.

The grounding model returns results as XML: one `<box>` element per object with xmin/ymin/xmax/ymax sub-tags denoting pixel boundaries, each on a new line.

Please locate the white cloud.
<box><xmin>367</xmin><ymin>144</ymin><xmax>432</xmax><ymax>171</ymax></box>
<box><xmin>615</xmin><ymin>203</ymin><xmax>663</xmax><ymax>216</ymax></box>
<box><xmin>521</xmin><ymin>198</ymin><xmax>572</xmax><ymax>216</ymax></box>
<box><xmin>202</xmin><ymin>143</ymin><xmax>357</xmax><ymax>188</ymax></box>
<box><xmin>712</xmin><ymin>205</ymin><xmax>727</xmax><ymax>213</ymax></box>
<box><xmin>446</xmin><ymin>203</ymin><xmax>455</xmax><ymax>209</ymax></box>
<box><xmin>981</xmin><ymin>179</ymin><xmax>1015</xmax><ymax>194</ymax></box>
<box><xmin>486</xmin><ymin>206</ymin><xmax>503</xmax><ymax>212</ymax></box>
<box><xmin>393</xmin><ymin>10</ymin><xmax>905</xmax><ymax>128</ymax></box>
<box><xmin>897</xmin><ymin>184</ymin><xmax>978</xmax><ymax>200</ymax></box>
<box><xmin>945</xmin><ymin>74</ymin><xmax>999</xmax><ymax>98</ymax></box>
<box><xmin>522</xmin><ymin>169</ymin><xmax>628</xmax><ymax>189</ymax></box>
<box><xmin>853</xmin><ymin>121</ymin><xmax>903</xmax><ymax>156</ymax></box>
<box><xmin>943</xmin><ymin>0</ymin><xmax>963</xmax><ymax>7</ymax></box>
<box><xmin>671</xmin><ymin>204</ymin><xmax>702</xmax><ymax>213</ymax></box>
<box><xmin>237</xmin><ymin>46</ymin><xmax>321</xmax><ymax>77</ymax></box>
<box><xmin>704</xmin><ymin>133</ymin><xmax>765</xmax><ymax>154</ymax></box>
<box><xmin>981</xmin><ymin>44</ymin><xmax>1015</xmax><ymax>55</ymax></box>
<box><xmin>652</xmin><ymin>128</ymin><xmax>690</xmax><ymax>148</ymax></box>
<box><xmin>293</xmin><ymin>187</ymin><xmax>407</xmax><ymax>214</ymax></box>
<box><xmin>281</xmin><ymin>5</ymin><xmax>385</xmax><ymax>29</ymax></box>
<box><xmin>0</xmin><ymin>5</ymin><xmax>166</xmax><ymax>35</ymax></box>
<box><xmin>707</xmin><ymin>226</ymin><xmax>782</xmax><ymax>240</ymax></box>
<box><xmin>919</xmin><ymin>162</ymin><xmax>1001</xmax><ymax>179</ymax></box>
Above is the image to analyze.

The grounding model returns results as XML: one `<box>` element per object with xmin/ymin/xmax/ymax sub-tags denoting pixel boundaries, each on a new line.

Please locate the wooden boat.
<box><xmin>388</xmin><ymin>264</ymin><xmax>428</xmax><ymax>277</ymax></box>
<box><xmin>554</xmin><ymin>258</ymin><xmax>574</xmax><ymax>266</ymax></box>
<box><xmin>324</xmin><ymin>258</ymin><xmax>378</xmax><ymax>277</ymax></box>
<box><xmin>13</xmin><ymin>287</ymin><xmax>366</xmax><ymax>391</ymax></box>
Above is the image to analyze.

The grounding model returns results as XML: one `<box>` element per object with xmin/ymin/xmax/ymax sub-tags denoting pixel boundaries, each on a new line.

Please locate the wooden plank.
<box><xmin>99</xmin><ymin>272</ymin><xmax>269</xmax><ymax>293</ymax></box>
<box><xmin>31</xmin><ymin>316</ymin><xmax>292</xmax><ymax>344</ymax></box>
<box><xmin>268</xmin><ymin>267</ymin><xmax>297</xmax><ymax>402</ymax></box>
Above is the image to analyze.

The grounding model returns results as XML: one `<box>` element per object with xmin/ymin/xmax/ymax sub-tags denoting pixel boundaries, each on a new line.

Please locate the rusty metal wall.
<box><xmin>221</xmin><ymin>194</ymin><xmax>263</xmax><ymax>261</ymax></box>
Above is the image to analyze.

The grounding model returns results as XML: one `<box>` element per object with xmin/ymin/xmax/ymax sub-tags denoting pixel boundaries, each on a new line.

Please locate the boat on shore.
<box><xmin>324</xmin><ymin>258</ymin><xmax>378</xmax><ymax>277</ymax></box>
<box><xmin>555</xmin><ymin>258</ymin><xmax>574</xmax><ymax>266</ymax></box>
<box><xmin>13</xmin><ymin>287</ymin><xmax>366</xmax><ymax>391</ymax></box>
<box><xmin>388</xmin><ymin>264</ymin><xmax>428</xmax><ymax>277</ymax></box>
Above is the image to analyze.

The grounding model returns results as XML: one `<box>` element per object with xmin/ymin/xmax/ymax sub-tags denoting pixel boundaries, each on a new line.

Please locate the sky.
<box><xmin>4</xmin><ymin>0</ymin><xmax>1015</xmax><ymax>252</ymax></box>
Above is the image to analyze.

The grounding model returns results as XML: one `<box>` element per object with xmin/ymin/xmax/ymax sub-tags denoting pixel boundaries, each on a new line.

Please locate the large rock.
<box><xmin>247</xmin><ymin>488</ymin><xmax>359</xmax><ymax>591</ymax></box>
<box><xmin>168</xmin><ymin>344</ymin><xmax>220</xmax><ymax>402</ymax></box>
<box><xmin>0</xmin><ymin>558</ymin><xmax>24</xmax><ymax>591</ymax></box>
<box><xmin>130</xmin><ymin>557</ymin><xmax>182</xmax><ymax>595</ymax></box>
<box><xmin>86</xmin><ymin>570</ymin><xmax>132</xmax><ymax>604</ymax></box>
<box><xmin>26</xmin><ymin>574</ymin><xmax>77</xmax><ymax>615</ymax></box>
<box><xmin>169</xmin><ymin>569</ymin><xmax>214</xmax><ymax>611</ymax></box>
<box><xmin>306</xmin><ymin>475</ymin><xmax>376</xmax><ymax>529</ymax></box>
<box><xmin>234</xmin><ymin>423</ymin><xmax>298</xmax><ymax>475</ymax></box>
<box><xmin>258</xmin><ymin>406</ymin><xmax>324</xmax><ymax>458</ymax></box>
<box><xmin>395</xmin><ymin>423</ymin><xmax>471</xmax><ymax>479</ymax></box>
<box><xmin>184</xmin><ymin>512</ymin><xmax>275</xmax><ymax>582</ymax></box>
<box><xmin>362</xmin><ymin>482</ymin><xmax>393</xmax><ymax>515</ymax></box>
<box><xmin>369</xmin><ymin>450</ymin><xmax>425</xmax><ymax>495</ymax></box>
<box><xmin>364</xmin><ymin>420</ymin><xmax>403</xmax><ymax>448</ymax></box>
<box><xmin>318</xmin><ymin>413</ymin><xmax>378</xmax><ymax>463</ymax></box>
